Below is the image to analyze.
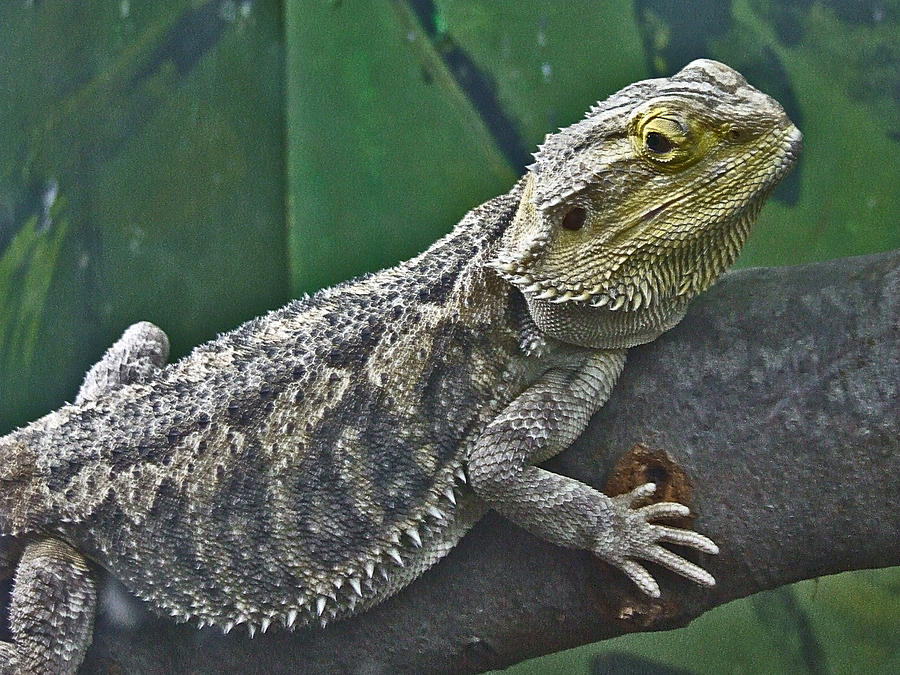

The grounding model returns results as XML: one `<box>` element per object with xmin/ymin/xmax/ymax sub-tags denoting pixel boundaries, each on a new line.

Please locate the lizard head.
<box><xmin>490</xmin><ymin>59</ymin><xmax>802</xmax><ymax>349</ymax></box>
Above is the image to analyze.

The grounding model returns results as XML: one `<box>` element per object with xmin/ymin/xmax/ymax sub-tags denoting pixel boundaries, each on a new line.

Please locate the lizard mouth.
<box><xmin>783</xmin><ymin>124</ymin><xmax>803</xmax><ymax>159</ymax></box>
<box><xmin>603</xmin><ymin>196</ymin><xmax>681</xmax><ymax>251</ymax></box>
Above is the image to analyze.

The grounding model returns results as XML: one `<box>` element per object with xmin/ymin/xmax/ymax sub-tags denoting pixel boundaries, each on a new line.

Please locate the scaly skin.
<box><xmin>0</xmin><ymin>60</ymin><xmax>800</xmax><ymax>673</ymax></box>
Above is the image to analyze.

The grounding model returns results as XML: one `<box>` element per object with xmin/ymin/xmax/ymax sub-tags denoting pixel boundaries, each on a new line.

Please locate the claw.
<box><xmin>620</xmin><ymin>560</ymin><xmax>660</xmax><ymax>598</ymax></box>
<box><xmin>650</xmin><ymin>524</ymin><xmax>719</xmax><ymax>555</ymax></box>
<box><xmin>645</xmin><ymin>546</ymin><xmax>716</xmax><ymax>588</ymax></box>
<box><xmin>626</xmin><ymin>482</ymin><xmax>657</xmax><ymax>504</ymax></box>
<box><xmin>639</xmin><ymin>501</ymin><xmax>690</xmax><ymax>520</ymax></box>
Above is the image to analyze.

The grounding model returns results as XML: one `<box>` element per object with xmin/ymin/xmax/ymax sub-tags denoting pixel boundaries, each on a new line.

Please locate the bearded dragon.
<box><xmin>0</xmin><ymin>59</ymin><xmax>800</xmax><ymax>673</ymax></box>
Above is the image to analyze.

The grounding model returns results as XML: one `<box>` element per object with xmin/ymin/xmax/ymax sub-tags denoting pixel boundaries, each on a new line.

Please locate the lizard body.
<box><xmin>0</xmin><ymin>60</ymin><xmax>800</xmax><ymax>672</ymax></box>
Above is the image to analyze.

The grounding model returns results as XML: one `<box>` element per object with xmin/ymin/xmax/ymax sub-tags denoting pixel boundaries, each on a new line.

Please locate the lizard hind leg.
<box><xmin>0</xmin><ymin>538</ymin><xmax>97</xmax><ymax>675</ymax></box>
<box><xmin>77</xmin><ymin>321</ymin><xmax>170</xmax><ymax>403</ymax></box>
<box><xmin>0</xmin><ymin>322</ymin><xmax>167</xmax><ymax>672</ymax></box>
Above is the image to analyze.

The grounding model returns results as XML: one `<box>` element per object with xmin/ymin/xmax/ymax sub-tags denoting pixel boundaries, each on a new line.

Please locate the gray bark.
<box><xmin>64</xmin><ymin>250</ymin><xmax>900</xmax><ymax>672</ymax></box>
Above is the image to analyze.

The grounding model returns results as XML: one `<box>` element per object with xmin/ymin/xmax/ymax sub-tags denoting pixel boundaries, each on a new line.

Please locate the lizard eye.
<box><xmin>645</xmin><ymin>131</ymin><xmax>673</xmax><ymax>154</ymax></box>
<box><xmin>561</xmin><ymin>206</ymin><xmax>587</xmax><ymax>231</ymax></box>
<box><xmin>635</xmin><ymin>112</ymin><xmax>696</xmax><ymax>167</ymax></box>
<box><xmin>641</xmin><ymin>117</ymin><xmax>685</xmax><ymax>155</ymax></box>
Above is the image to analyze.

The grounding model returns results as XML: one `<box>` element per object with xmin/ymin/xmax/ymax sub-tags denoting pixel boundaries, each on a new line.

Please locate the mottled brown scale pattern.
<box><xmin>2</xmin><ymin>186</ymin><xmax>528</xmax><ymax>630</ymax></box>
<box><xmin>0</xmin><ymin>60</ymin><xmax>801</xmax><ymax>672</ymax></box>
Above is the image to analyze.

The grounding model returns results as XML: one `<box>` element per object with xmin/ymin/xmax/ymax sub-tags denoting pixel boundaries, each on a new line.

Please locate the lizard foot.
<box><xmin>600</xmin><ymin>482</ymin><xmax>719</xmax><ymax>598</ymax></box>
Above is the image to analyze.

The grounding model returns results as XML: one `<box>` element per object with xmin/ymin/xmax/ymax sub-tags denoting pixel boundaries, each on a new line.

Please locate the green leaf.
<box><xmin>284</xmin><ymin>0</ymin><xmax>518</xmax><ymax>295</ymax></box>
<box><xmin>0</xmin><ymin>2</ymin><xmax>288</xmax><ymax>430</ymax></box>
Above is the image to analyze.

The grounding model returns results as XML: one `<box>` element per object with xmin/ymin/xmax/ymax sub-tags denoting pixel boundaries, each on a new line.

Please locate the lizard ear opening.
<box><xmin>561</xmin><ymin>207</ymin><xmax>587</xmax><ymax>231</ymax></box>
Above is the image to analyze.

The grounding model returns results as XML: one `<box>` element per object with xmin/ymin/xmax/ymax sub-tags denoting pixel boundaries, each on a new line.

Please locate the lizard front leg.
<box><xmin>1</xmin><ymin>322</ymin><xmax>170</xmax><ymax>673</ymax></box>
<box><xmin>467</xmin><ymin>350</ymin><xmax>718</xmax><ymax>597</ymax></box>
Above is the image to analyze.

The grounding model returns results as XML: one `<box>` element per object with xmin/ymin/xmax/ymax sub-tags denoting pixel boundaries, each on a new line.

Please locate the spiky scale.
<box><xmin>639</xmin><ymin>280</ymin><xmax>653</xmax><ymax>307</ymax></box>
<box><xmin>387</xmin><ymin>548</ymin><xmax>404</xmax><ymax>566</ymax></box>
<box><xmin>630</xmin><ymin>291</ymin><xmax>642</xmax><ymax>311</ymax></box>
<box><xmin>405</xmin><ymin>527</ymin><xmax>422</xmax><ymax>547</ymax></box>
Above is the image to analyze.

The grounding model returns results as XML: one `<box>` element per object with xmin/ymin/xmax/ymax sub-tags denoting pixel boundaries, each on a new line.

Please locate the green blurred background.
<box><xmin>0</xmin><ymin>1</ymin><xmax>897</xmax><ymax>672</ymax></box>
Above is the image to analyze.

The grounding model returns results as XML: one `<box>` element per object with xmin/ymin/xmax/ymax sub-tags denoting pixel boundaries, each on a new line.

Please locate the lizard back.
<box><xmin>0</xmin><ymin>188</ymin><xmax>533</xmax><ymax>628</ymax></box>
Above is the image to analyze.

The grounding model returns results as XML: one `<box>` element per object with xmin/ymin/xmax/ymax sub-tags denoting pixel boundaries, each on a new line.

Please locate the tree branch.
<box><xmin>70</xmin><ymin>250</ymin><xmax>900</xmax><ymax>673</ymax></box>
